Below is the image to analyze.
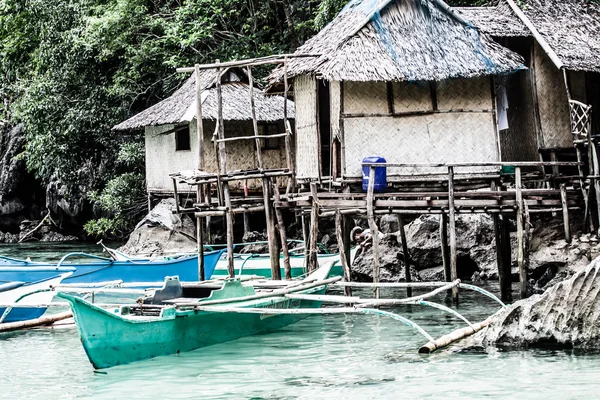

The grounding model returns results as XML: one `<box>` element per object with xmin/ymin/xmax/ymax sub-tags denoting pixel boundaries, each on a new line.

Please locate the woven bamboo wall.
<box><xmin>499</xmin><ymin>37</ymin><xmax>540</xmax><ymax>162</ymax></box>
<box><xmin>343</xmin><ymin>81</ymin><xmax>388</xmax><ymax>114</ymax></box>
<box><xmin>534</xmin><ymin>42</ymin><xmax>571</xmax><ymax>148</ymax></box>
<box><xmin>294</xmin><ymin>75</ymin><xmax>320</xmax><ymax>179</ymax></box>
<box><xmin>393</xmin><ymin>81</ymin><xmax>433</xmax><ymax>113</ymax></box>
<box><xmin>146</xmin><ymin>120</ymin><xmax>287</xmax><ymax>193</ymax></box>
<box><xmin>343</xmin><ymin>112</ymin><xmax>498</xmax><ymax>176</ymax></box>
<box><xmin>330</xmin><ymin>81</ymin><xmax>341</xmax><ymax>140</ymax></box>
<box><xmin>436</xmin><ymin>77</ymin><xmax>491</xmax><ymax>111</ymax></box>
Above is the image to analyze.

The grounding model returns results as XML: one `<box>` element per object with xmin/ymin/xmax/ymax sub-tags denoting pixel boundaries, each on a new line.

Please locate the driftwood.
<box><xmin>0</xmin><ymin>311</ymin><xmax>73</xmax><ymax>333</ymax></box>
<box><xmin>18</xmin><ymin>213</ymin><xmax>50</xmax><ymax>243</ymax></box>
<box><xmin>418</xmin><ymin>317</ymin><xmax>493</xmax><ymax>354</ymax></box>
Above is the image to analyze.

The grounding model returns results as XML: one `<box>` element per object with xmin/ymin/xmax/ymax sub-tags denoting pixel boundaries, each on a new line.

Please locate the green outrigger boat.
<box><xmin>59</xmin><ymin>264</ymin><xmax>338</xmax><ymax>369</ymax></box>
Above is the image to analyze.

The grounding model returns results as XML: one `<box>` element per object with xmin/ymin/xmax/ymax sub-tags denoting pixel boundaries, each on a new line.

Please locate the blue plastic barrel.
<box><xmin>362</xmin><ymin>156</ymin><xmax>387</xmax><ymax>193</ymax></box>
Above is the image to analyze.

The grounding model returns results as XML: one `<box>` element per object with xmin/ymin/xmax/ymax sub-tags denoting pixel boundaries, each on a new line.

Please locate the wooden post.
<box><xmin>247</xmin><ymin>66</ymin><xmax>263</xmax><ymax>170</ymax></box>
<box><xmin>447</xmin><ymin>166</ymin><xmax>458</xmax><ymax>304</ymax></box>
<box><xmin>195</xmin><ymin>64</ymin><xmax>205</xmax><ymax>171</ymax></box>
<box><xmin>263</xmin><ymin>177</ymin><xmax>281</xmax><ymax>279</ymax></box>
<box><xmin>560</xmin><ymin>184</ymin><xmax>571</xmax><ymax>243</ymax></box>
<box><xmin>367</xmin><ymin>166</ymin><xmax>382</xmax><ymax>299</ymax></box>
<box><xmin>500</xmin><ymin>214</ymin><xmax>513</xmax><ymax>302</ymax></box>
<box><xmin>515</xmin><ymin>166</ymin><xmax>527</xmax><ymax>298</ymax></box>
<box><xmin>283</xmin><ymin>56</ymin><xmax>295</xmax><ymax>194</ymax></box>
<box><xmin>272</xmin><ymin>182</ymin><xmax>292</xmax><ymax>280</ymax></box>
<box><xmin>308</xmin><ymin>183</ymin><xmax>319</xmax><ymax>273</ymax></box>
<box><xmin>197</xmin><ymin>186</ymin><xmax>205</xmax><ymax>281</ymax></box>
<box><xmin>494</xmin><ymin>214</ymin><xmax>509</xmax><ymax>302</ymax></box>
<box><xmin>398</xmin><ymin>215</ymin><xmax>412</xmax><ymax>298</ymax></box>
<box><xmin>147</xmin><ymin>192</ymin><xmax>152</xmax><ymax>214</ymax></box>
<box><xmin>215</xmin><ymin>61</ymin><xmax>235</xmax><ymax>278</ymax></box>
<box><xmin>591</xmin><ymin>145</ymin><xmax>600</xmax><ymax>236</ymax></box>
<box><xmin>302</xmin><ymin>211</ymin><xmax>310</xmax><ymax>272</ymax></box>
<box><xmin>440</xmin><ymin>213</ymin><xmax>451</xmax><ymax>284</ymax></box>
<box><xmin>575</xmin><ymin>144</ymin><xmax>593</xmax><ymax>233</ymax></box>
<box><xmin>172</xmin><ymin>178</ymin><xmax>180</xmax><ymax>214</ymax></box>
<box><xmin>336</xmin><ymin>210</ymin><xmax>353</xmax><ymax>297</ymax></box>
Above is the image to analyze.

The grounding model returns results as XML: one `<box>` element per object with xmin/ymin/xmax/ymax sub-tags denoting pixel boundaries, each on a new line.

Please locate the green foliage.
<box><xmin>0</xmin><ymin>0</ymin><xmax>568</xmax><ymax>238</ymax></box>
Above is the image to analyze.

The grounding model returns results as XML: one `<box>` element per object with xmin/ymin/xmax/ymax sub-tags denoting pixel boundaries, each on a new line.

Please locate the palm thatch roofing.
<box><xmin>456</xmin><ymin>0</ymin><xmax>600</xmax><ymax>72</ymax></box>
<box><xmin>268</xmin><ymin>0</ymin><xmax>525</xmax><ymax>84</ymax></box>
<box><xmin>114</xmin><ymin>69</ymin><xmax>294</xmax><ymax>131</ymax></box>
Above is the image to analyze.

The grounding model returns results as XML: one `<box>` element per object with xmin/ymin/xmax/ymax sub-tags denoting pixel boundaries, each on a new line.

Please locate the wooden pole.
<box><xmin>560</xmin><ymin>183</ymin><xmax>571</xmax><ymax>243</ymax></box>
<box><xmin>515</xmin><ymin>166</ymin><xmax>527</xmax><ymax>298</ymax></box>
<box><xmin>0</xmin><ymin>311</ymin><xmax>73</xmax><ymax>333</ymax></box>
<box><xmin>500</xmin><ymin>214</ymin><xmax>513</xmax><ymax>302</ymax></box>
<box><xmin>282</xmin><ymin>56</ymin><xmax>295</xmax><ymax>194</ymax></box>
<box><xmin>195</xmin><ymin>64</ymin><xmax>205</xmax><ymax>171</ymax></box>
<box><xmin>367</xmin><ymin>166</ymin><xmax>382</xmax><ymax>299</ymax></box>
<box><xmin>440</xmin><ymin>214</ymin><xmax>451</xmax><ymax>284</ymax></box>
<box><xmin>398</xmin><ymin>215</ymin><xmax>412</xmax><ymax>298</ymax></box>
<box><xmin>494</xmin><ymin>214</ymin><xmax>508</xmax><ymax>301</ymax></box>
<box><xmin>197</xmin><ymin>186</ymin><xmax>205</xmax><ymax>281</ymax></box>
<box><xmin>301</xmin><ymin>211</ymin><xmax>310</xmax><ymax>272</ymax></box>
<box><xmin>247</xmin><ymin>66</ymin><xmax>263</xmax><ymax>170</ymax></box>
<box><xmin>308</xmin><ymin>183</ymin><xmax>320</xmax><ymax>273</ymax></box>
<box><xmin>336</xmin><ymin>210</ymin><xmax>353</xmax><ymax>297</ymax></box>
<box><xmin>591</xmin><ymin>145</ymin><xmax>600</xmax><ymax>236</ymax></box>
<box><xmin>263</xmin><ymin>177</ymin><xmax>281</xmax><ymax>279</ymax></box>
<box><xmin>272</xmin><ymin>182</ymin><xmax>291</xmax><ymax>280</ymax></box>
<box><xmin>418</xmin><ymin>317</ymin><xmax>493</xmax><ymax>354</ymax></box>
<box><xmin>215</xmin><ymin>61</ymin><xmax>235</xmax><ymax>278</ymax></box>
<box><xmin>447</xmin><ymin>166</ymin><xmax>458</xmax><ymax>304</ymax></box>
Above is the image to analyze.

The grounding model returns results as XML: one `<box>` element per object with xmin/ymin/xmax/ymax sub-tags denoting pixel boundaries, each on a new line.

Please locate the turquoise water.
<box><xmin>2</xmin><ymin>244</ymin><xmax>600</xmax><ymax>399</ymax></box>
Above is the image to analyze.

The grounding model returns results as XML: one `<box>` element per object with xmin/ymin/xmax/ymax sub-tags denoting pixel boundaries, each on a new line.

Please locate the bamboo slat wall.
<box><xmin>534</xmin><ymin>42</ymin><xmax>572</xmax><ymax>149</ymax></box>
<box><xmin>294</xmin><ymin>75</ymin><xmax>321</xmax><ymax>179</ymax></box>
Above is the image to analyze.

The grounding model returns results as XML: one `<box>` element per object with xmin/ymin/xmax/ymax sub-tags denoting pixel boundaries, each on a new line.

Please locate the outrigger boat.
<box><xmin>0</xmin><ymin>272</ymin><xmax>72</xmax><ymax>323</ymax></box>
<box><xmin>59</xmin><ymin>263</ymin><xmax>338</xmax><ymax>369</ymax></box>
<box><xmin>0</xmin><ymin>250</ymin><xmax>224</xmax><ymax>287</ymax></box>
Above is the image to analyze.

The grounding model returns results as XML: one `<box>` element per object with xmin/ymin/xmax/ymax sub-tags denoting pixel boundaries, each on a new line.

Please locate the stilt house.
<box><xmin>114</xmin><ymin>69</ymin><xmax>294</xmax><ymax>194</ymax></box>
<box><xmin>269</xmin><ymin>0</ymin><xmax>526</xmax><ymax>183</ymax></box>
<box><xmin>456</xmin><ymin>0</ymin><xmax>600</xmax><ymax>162</ymax></box>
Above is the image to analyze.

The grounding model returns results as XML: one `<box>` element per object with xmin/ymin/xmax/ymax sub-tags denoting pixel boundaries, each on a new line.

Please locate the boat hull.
<box><xmin>60</xmin><ymin>286</ymin><xmax>326</xmax><ymax>369</ymax></box>
<box><xmin>0</xmin><ymin>250</ymin><xmax>223</xmax><ymax>286</ymax></box>
<box><xmin>0</xmin><ymin>273</ymin><xmax>71</xmax><ymax>322</ymax></box>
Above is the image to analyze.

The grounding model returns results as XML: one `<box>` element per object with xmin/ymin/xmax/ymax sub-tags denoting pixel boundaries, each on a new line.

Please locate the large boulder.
<box><xmin>351</xmin><ymin>234</ymin><xmax>421</xmax><ymax>282</ymax></box>
<box><xmin>119</xmin><ymin>199</ymin><xmax>197</xmax><ymax>256</ymax></box>
<box><xmin>476</xmin><ymin>257</ymin><xmax>600</xmax><ymax>349</ymax></box>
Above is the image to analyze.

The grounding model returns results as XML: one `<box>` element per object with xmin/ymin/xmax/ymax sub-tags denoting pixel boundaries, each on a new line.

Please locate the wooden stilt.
<box><xmin>336</xmin><ymin>210</ymin><xmax>353</xmax><ymax>297</ymax></box>
<box><xmin>147</xmin><ymin>192</ymin><xmax>152</xmax><ymax>214</ymax></box>
<box><xmin>215</xmin><ymin>61</ymin><xmax>235</xmax><ymax>278</ymax></box>
<box><xmin>500</xmin><ymin>214</ymin><xmax>513</xmax><ymax>302</ymax></box>
<box><xmin>560</xmin><ymin>183</ymin><xmax>571</xmax><ymax>243</ymax></box>
<box><xmin>575</xmin><ymin>144</ymin><xmax>593</xmax><ymax>233</ymax></box>
<box><xmin>398</xmin><ymin>215</ymin><xmax>412</xmax><ymax>298</ymax></box>
<box><xmin>440</xmin><ymin>213</ymin><xmax>450</xmax><ymax>284</ymax></box>
<box><xmin>515</xmin><ymin>166</ymin><xmax>527</xmax><ymax>298</ymax></box>
<box><xmin>591</xmin><ymin>144</ymin><xmax>600</xmax><ymax>236</ymax></box>
<box><xmin>172</xmin><ymin>178</ymin><xmax>180</xmax><ymax>214</ymax></box>
<box><xmin>272</xmin><ymin>182</ymin><xmax>292</xmax><ymax>280</ymax></box>
<box><xmin>308</xmin><ymin>183</ymin><xmax>319</xmax><ymax>273</ymax></box>
<box><xmin>447</xmin><ymin>166</ymin><xmax>458</xmax><ymax>304</ymax></box>
<box><xmin>263</xmin><ymin>177</ymin><xmax>281</xmax><ymax>280</ymax></box>
<box><xmin>197</xmin><ymin>185</ymin><xmax>205</xmax><ymax>281</ymax></box>
<box><xmin>494</xmin><ymin>214</ymin><xmax>508</xmax><ymax>301</ymax></box>
<box><xmin>367</xmin><ymin>166</ymin><xmax>382</xmax><ymax>299</ymax></box>
<box><xmin>301</xmin><ymin>211</ymin><xmax>309</xmax><ymax>272</ymax></box>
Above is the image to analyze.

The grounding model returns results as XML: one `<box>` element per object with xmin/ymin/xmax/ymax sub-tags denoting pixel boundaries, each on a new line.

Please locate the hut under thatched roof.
<box><xmin>455</xmin><ymin>0</ymin><xmax>600</xmax><ymax>156</ymax></box>
<box><xmin>268</xmin><ymin>0</ymin><xmax>527</xmax><ymax>181</ymax></box>
<box><xmin>114</xmin><ymin>69</ymin><xmax>294</xmax><ymax>193</ymax></box>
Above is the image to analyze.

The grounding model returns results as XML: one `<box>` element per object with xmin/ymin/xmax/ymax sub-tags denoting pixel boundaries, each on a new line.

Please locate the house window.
<box><xmin>175</xmin><ymin>126</ymin><xmax>191</xmax><ymax>151</ymax></box>
<box><xmin>260</xmin><ymin>124</ymin><xmax>281</xmax><ymax>150</ymax></box>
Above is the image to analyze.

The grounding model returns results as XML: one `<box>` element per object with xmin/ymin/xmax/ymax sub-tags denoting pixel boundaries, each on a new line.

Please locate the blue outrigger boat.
<box><xmin>0</xmin><ymin>249</ymin><xmax>224</xmax><ymax>287</ymax></box>
<box><xmin>0</xmin><ymin>272</ymin><xmax>72</xmax><ymax>323</ymax></box>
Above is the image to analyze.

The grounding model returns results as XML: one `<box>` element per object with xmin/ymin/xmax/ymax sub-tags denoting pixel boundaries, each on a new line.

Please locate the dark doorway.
<box><xmin>318</xmin><ymin>80</ymin><xmax>331</xmax><ymax>177</ymax></box>
<box><xmin>587</xmin><ymin>72</ymin><xmax>600</xmax><ymax>136</ymax></box>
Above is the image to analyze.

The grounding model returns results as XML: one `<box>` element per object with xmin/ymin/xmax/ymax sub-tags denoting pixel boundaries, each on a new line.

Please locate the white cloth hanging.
<box><xmin>497</xmin><ymin>85</ymin><xmax>509</xmax><ymax>131</ymax></box>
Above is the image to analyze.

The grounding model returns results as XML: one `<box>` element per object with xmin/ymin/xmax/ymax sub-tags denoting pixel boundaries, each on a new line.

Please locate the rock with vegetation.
<box><xmin>475</xmin><ymin>257</ymin><xmax>600</xmax><ymax>349</ymax></box>
<box><xmin>118</xmin><ymin>199</ymin><xmax>197</xmax><ymax>256</ymax></box>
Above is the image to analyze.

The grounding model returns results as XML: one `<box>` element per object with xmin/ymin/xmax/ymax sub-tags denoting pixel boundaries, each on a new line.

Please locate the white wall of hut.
<box><xmin>294</xmin><ymin>74</ymin><xmax>501</xmax><ymax>179</ymax></box>
<box><xmin>145</xmin><ymin>119</ymin><xmax>288</xmax><ymax>194</ymax></box>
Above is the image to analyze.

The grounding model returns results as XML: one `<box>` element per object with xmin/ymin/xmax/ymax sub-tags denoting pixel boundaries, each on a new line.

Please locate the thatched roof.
<box><xmin>457</xmin><ymin>0</ymin><xmax>600</xmax><ymax>72</ymax></box>
<box><xmin>269</xmin><ymin>0</ymin><xmax>525</xmax><ymax>84</ymax></box>
<box><xmin>114</xmin><ymin>70</ymin><xmax>294</xmax><ymax>131</ymax></box>
<box><xmin>455</xmin><ymin>3</ymin><xmax>531</xmax><ymax>37</ymax></box>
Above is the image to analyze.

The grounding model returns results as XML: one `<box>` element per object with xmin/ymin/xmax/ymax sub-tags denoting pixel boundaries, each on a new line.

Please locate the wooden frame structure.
<box><xmin>170</xmin><ymin>54</ymin><xmax>593</xmax><ymax>307</ymax></box>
